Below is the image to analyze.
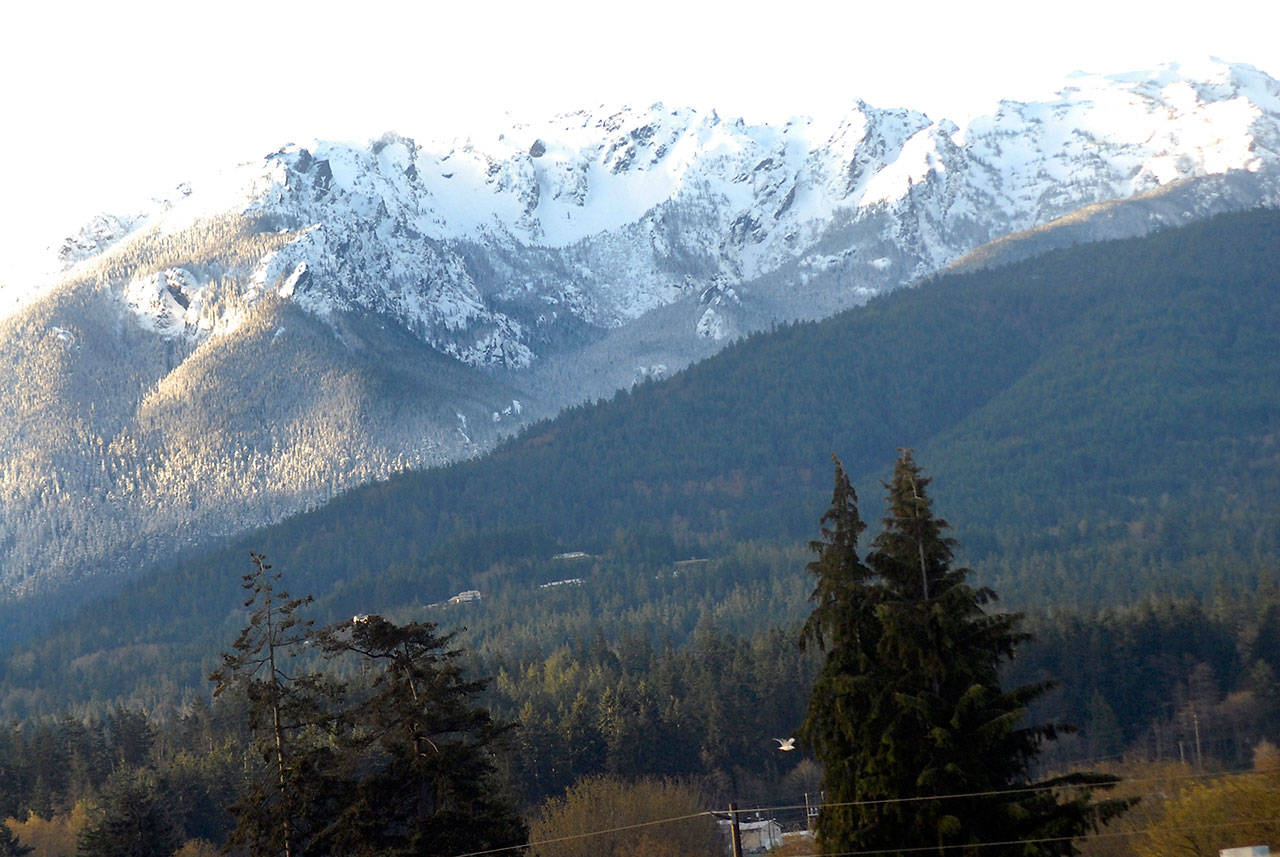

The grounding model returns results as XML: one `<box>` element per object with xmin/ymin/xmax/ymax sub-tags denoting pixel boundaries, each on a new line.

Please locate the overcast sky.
<box><xmin>3</xmin><ymin>0</ymin><xmax>1279</xmax><ymax>283</ymax></box>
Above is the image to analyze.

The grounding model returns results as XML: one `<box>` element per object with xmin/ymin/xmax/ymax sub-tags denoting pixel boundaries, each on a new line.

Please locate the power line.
<box><xmin>451</xmin><ymin>767</ymin><xmax>1280</xmax><ymax>857</ymax></box>
<box><xmin>450</xmin><ymin>810</ymin><xmax>716</xmax><ymax>857</ymax></box>
<box><xmin>455</xmin><ymin>809</ymin><xmax>1280</xmax><ymax>857</ymax></box>
<box><xmin>733</xmin><ymin>764</ymin><xmax>1271</xmax><ymax>817</ymax></box>
<box><xmin>772</xmin><ymin>816</ymin><xmax>1280</xmax><ymax>857</ymax></box>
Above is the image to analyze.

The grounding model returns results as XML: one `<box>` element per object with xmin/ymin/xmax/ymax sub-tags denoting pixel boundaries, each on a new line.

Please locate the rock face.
<box><xmin>37</xmin><ymin>60</ymin><xmax>1280</xmax><ymax>367</ymax></box>
<box><xmin>3</xmin><ymin>58</ymin><xmax>1280</xmax><ymax>602</ymax></box>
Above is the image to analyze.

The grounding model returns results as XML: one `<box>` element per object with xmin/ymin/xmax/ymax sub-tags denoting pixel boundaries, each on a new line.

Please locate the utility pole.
<box><xmin>729</xmin><ymin>802</ymin><xmax>743</xmax><ymax>857</ymax></box>
<box><xmin>1193</xmin><ymin>709</ymin><xmax>1203</xmax><ymax>769</ymax></box>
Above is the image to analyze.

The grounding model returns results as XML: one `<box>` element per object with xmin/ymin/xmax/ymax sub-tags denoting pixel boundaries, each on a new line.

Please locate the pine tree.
<box><xmin>210</xmin><ymin>553</ymin><xmax>328</xmax><ymax>857</ymax></box>
<box><xmin>313</xmin><ymin>616</ymin><xmax>528</xmax><ymax>857</ymax></box>
<box><xmin>212</xmin><ymin>561</ymin><xmax>526</xmax><ymax>857</ymax></box>
<box><xmin>76</xmin><ymin>769</ymin><xmax>179</xmax><ymax>857</ymax></box>
<box><xmin>800</xmin><ymin>450</ymin><xmax>1131</xmax><ymax>857</ymax></box>
<box><xmin>797</xmin><ymin>456</ymin><xmax>880</xmax><ymax>852</ymax></box>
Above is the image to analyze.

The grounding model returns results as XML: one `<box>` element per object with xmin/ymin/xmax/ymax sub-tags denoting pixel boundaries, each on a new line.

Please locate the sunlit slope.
<box><xmin>1</xmin><ymin>208</ymin><xmax>1276</xmax><ymax>715</ymax></box>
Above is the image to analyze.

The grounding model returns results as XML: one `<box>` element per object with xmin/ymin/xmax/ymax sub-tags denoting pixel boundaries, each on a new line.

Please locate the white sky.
<box><xmin>2</xmin><ymin>0</ymin><xmax>1279</xmax><ymax>284</ymax></box>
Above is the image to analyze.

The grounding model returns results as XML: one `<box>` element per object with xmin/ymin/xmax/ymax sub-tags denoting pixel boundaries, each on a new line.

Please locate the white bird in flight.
<box><xmin>775</xmin><ymin>737</ymin><xmax>796</xmax><ymax>751</ymax></box>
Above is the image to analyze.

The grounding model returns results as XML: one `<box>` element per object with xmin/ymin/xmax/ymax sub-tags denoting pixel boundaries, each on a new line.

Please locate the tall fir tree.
<box><xmin>312</xmin><ymin>616</ymin><xmax>528</xmax><ymax>857</ymax></box>
<box><xmin>797</xmin><ymin>456</ymin><xmax>881</xmax><ymax>850</ymax></box>
<box><xmin>210</xmin><ymin>553</ymin><xmax>330</xmax><ymax>857</ymax></box>
<box><xmin>800</xmin><ymin>450</ymin><xmax>1131</xmax><ymax>857</ymax></box>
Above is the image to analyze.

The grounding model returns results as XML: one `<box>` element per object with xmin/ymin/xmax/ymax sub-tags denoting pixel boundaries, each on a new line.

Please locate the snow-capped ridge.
<box><xmin>46</xmin><ymin>57</ymin><xmax>1280</xmax><ymax>373</ymax></box>
<box><xmin>8</xmin><ymin>56</ymin><xmax>1280</xmax><ymax>606</ymax></box>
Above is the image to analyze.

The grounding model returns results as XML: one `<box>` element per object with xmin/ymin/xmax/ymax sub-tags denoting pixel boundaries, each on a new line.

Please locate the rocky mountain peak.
<box><xmin>40</xmin><ymin>59</ymin><xmax>1280</xmax><ymax>374</ymax></box>
<box><xmin>5</xmin><ymin>59</ymin><xmax>1280</xmax><ymax>601</ymax></box>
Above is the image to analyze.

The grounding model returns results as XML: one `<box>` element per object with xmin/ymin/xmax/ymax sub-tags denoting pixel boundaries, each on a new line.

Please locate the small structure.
<box><xmin>739</xmin><ymin>819</ymin><xmax>783</xmax><ymax>853</ymax></box>
<box><xmin>539</xmin><ymin>578</ymin><xmax>584</xmax><ymax>589</ymax></box>
<box><xmin>1221</xmin><ymin>848</ymin><xmax>1270</xmax><ymax>857</ymax></box>
<box><xmin>447</xmin><ymin>590</ymin><xmax>482</xmax><ymax>605</ymax></box>
<box><xmin>717</xmin><ymin>818</ymin><xmax>783</xmax><ymax>855</ymax></box>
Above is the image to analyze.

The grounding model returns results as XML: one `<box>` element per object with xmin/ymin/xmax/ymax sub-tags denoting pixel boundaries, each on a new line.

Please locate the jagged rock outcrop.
<box><xmin>2</xmin><ymin>58</ymin><xmax>1279</xmax><ymax>600</ymax></box>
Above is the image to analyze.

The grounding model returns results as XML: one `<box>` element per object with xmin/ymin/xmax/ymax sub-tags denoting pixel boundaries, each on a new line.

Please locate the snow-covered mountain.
<box><xmin>3</xmin><ymin>58</ymin><xmax>1280</xmax><ymax>603</ymax></box>
<box><xmin>29</xmin><ymin>59</ymin><xmax>1280</xmax><ymax>362</ymax></box>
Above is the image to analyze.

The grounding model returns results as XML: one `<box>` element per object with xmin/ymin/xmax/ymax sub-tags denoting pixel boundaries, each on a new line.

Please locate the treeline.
<box><xmin>0</xmin><ymin>548</ymin><xmax>822</xmax><ymax>806</ymax></box>
<box><xmin>0</xmin><ymin>627</ymin><xmax>815</xmax><ymax>847</ymax></box>
<box><xmin>1</xmin><ymin>557</ymin><xmax>531</xmax><ymax>857</ymax></box>
<box><xmin>1</xmin><ymin>208</ymin><xmax>1277</xmax><ymax>762</ymax></box>
<box><xmin>0</xmin><ymin>701</ymin><xmax>243</xmax><ymax>854</ymax></box>
<box><xmin>482</xmin><ymin>578</ymin><xmax>1280</xmax><ymax>806</ymax></box>
<box><xmin>1017</xmin><ymin>585</ymin><xmax>1280</xmax><ymax>770</ymax></box>
<box><xmin>488</xmin><ymin>624</ymin><xmax>817</xmax><ymax>806</ymax></box>
<box><xmin>7</xmin><ymin>577</ymin><xmax>1280</xmax><ymax>823</ymax></box>
<box><xmin>0</xmin><ymin>534</ymin><xmax>813</xmax><ymax>718</ymax></box>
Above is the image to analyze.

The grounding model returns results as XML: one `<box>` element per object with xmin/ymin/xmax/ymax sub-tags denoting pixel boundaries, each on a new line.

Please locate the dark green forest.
<box><xmin>4</xmin><ymin>517</ymin><xmax>1280</xmax><ymax>855</ymax></box>
<box><xmin>797</xmin><ymin>452</ymin><xmax>1132</xmax><ymax>857</ymax></box>
<box><xmin>0</xmin><ymin>209</ymin><xmax>1278</xmax><ymax>854</ymax></box>
<box><xmin>3</xmin><ymin>207</ymin><xmax>1277</xmax><ymax>717</ymax></box>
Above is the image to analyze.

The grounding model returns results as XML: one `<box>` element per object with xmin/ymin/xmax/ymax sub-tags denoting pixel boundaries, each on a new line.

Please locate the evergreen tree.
<box><xmin>76</xmin><ymin>769</ymin><xmax>179</xmax><ymax>857</ymax></box>
<box><xmin>0</xmin><ymin>823</ymin><xmax>32</xmax><ymax>857</ymax></box>
<box><xmin>210</xmin><ymin>553</ymin><xmax>328</xmax><ymax>857</ymax></box>
<box><xmin>800</xmin><ymin>450</ymin><xmax>1131</xmax><ymax>857</ymax></box>
<box><xmin>797</xmin><ymin>456</ymin><xmax>880</xmax><ymax>849</ymax></box>
<box><xmin>314</xmin><ymin>616</ymin><xmax>528</xmax><ymax>857</ymax></box>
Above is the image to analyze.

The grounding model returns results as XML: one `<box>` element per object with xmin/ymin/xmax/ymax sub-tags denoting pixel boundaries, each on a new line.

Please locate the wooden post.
<box><xmin>729</xmin><ymin>801</ymin><xmax>743</xmax><ymax>857</ymax></box>
<box><xmin>1193</xmin><ymin>709</ymin><xmax>1203</xmax><ymax>769</ymax></box>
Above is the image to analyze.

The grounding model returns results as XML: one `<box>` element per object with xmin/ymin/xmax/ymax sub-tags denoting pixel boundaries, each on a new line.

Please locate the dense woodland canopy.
<box><xmin>1</xmin><ymin>209</ymin><xmax>1278</xmax><ymax>855</ymax></box>
<box><xmin>3</xmin><ymin>207</ymin><xmax>1278</xmax><ymax>714</ymax></box>
<box><xmin>3</xmin><ymin>542</ymin><xmax>1279</xmax><ymax>854</ymax></box>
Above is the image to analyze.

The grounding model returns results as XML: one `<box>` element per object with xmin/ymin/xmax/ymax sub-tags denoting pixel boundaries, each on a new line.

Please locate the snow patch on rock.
<box><xmin>50</xmin><ymin>58</ymin><xmax>1280</xmax><ymax>373</ymax></box>
<box><xmin>122</xmin><ymin>268</ymin><xmax>205</xmax><ymax>340</ymax></box>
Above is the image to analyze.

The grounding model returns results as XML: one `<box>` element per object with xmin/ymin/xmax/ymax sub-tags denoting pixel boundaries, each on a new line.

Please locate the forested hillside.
<box><xmin>5</xmin><ymin>504</ymin><xmax>1280</xmax><ymax>857</ymax></box>
<box><xmin>17</xmin><ymin>61</ymin><xmax>1279</xmax><ymax>609</ymax></box>
<box><xmin>2</xmin><ymin>207</ymin><xmax>1277</xmax><ymax>718</ymax></box>
<box><xmin>0</xmin><ymin>213</ymin><xmax>524</xmax><ymax>605</ymax></box>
